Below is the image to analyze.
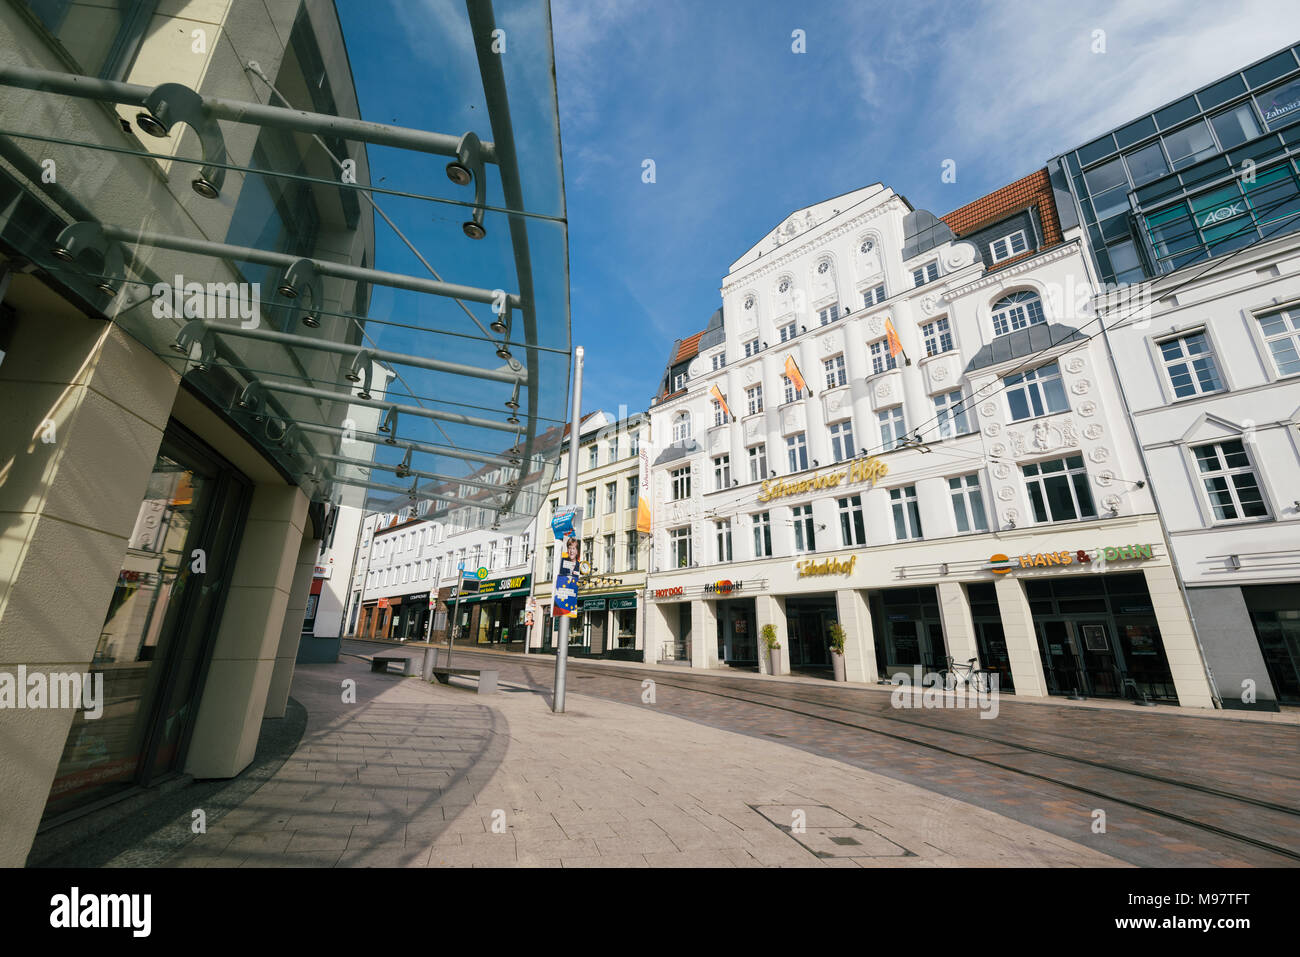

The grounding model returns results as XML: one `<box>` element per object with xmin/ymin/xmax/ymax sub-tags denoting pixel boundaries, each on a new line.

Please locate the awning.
<box><xmin>0</xmin><ymin>0</ymin><xmax>570</xmax><ymax>534</ymax></box>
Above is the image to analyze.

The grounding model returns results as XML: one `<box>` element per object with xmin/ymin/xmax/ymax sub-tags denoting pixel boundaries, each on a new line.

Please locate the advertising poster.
<box><xmin>552</xmin><ymin>536</ymin><xmax>581</xmax><ymax>618</ymax></box>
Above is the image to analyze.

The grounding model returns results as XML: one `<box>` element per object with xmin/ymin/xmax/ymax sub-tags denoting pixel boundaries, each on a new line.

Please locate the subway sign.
<box><xmin>989</xmin><ymin>544</ymin><xmax>1154</xmax><ymax>574</ymax></box>
<box><xmin>758</xmin><ymin>455</ymin><xmax>889</xmax><ymax>503</ymax></box>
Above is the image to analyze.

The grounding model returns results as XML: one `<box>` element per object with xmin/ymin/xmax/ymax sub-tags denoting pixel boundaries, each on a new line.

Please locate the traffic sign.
<box><xmin>476</xmin><ymin>566</ymin><xmax>489</xmax><ymax>580</ymax></box>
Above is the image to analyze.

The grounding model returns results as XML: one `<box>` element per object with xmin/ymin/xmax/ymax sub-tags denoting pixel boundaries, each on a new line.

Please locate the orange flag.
<box><xmin>783</xmin><ymin>354</ymin><xmax>809</xmax><ymax>395</ymax></box>
<box><xmin>709</xmin><ymin>384</ymin><xmax>732</xmax><ymax>420</ymax></box>
<box><xmin>885</xmin><ymin>317</ymin><xmax>904</xmax><ymax>358</ymax></box>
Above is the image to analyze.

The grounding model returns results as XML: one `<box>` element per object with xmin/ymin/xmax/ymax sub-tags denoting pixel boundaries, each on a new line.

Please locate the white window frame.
<box><xmin>782</xmin><ymin>374</ymin><xmax>805</xmax><ymax>404</ymax></box>
<box><xmin>817</xmin><ymin>303</ymin><xmax>841</xmax><ymax>326</ymax></box>
<box><xmin>829</xmin><ymin>420</ymin><xmax>855</xmax><ymax>463</ymax></box>
<box><xmin>746</xmin><ymin>383</ymin><xmax>764</xmax><ymax>415</ymax></box>
<box><xmin>748</xmin><ymin>444</ymin><xmax>768</xmax><ymax>482</ymax></box>
<box><xmin>672</xmin><ymin>411</ymin><xmax>692</xmax><ymax>442</ymax></box>
<box><xmin>890</xmin><ymin>485</ymin><xmax>923</xmax><ymax>540</ymax></box>
<box><xmin>837</xmin><ymin>494</ymin><xmax>866</xmax><ymax>546</ymax></box>
<box><xmin>791</xmin><ymin>504</ymin><xmax>816</xmax><ymax>553</ymax></box>
<box><xmin>869</xmin><ymin>339</ymin><xmax>898</xmax><ymax>375</ymax></box>
<box><xmin>1256</xmin><ymin>307</ymin><xmax>1300</xmax><ymax>378</ymax></box>
<box><xmin>669</xmin><ymin>526</ymin><xmax>692</xmax><ymax>568</ymax></box>
<box><xmin>1157</xmin><ymin>329</ymin><xmax>1224</xmax><ymax>399</ymax></box>
<box><xmin>948</xmin><ymin>473</ymin><xmax>989</xmax><ymax>533</ymax></box>
<box><xmin>1191</xmin><ymin>439</ymin><xmax>1270</xmax><ymax>523</ymax></box>
<box><xmin>991</xmin><ymin>290</ymin><xmax>1046</xmax><ymax>337</ymax></box>
<box><xmin>912</xmin><ymin>261</ymin><xmax>939</xmax><ymax>287</ymax></box>
<box><xmin>778</xmin><ymin>321</ymin><xmax>797</xmax><ymax>342</ymax></box>
<box><xmin>752</xmin><ymin>511</ymin><xmax>772</xmax><ymax>558</ymax></box>
<box><xmin>862</xmin><ymin>283</ymin><xmax>886</xmax><ymax>307</ymax></box>
<box><xmin>1004</xmin><ymin>361</ymin><xmax>1069</xmax><ymax>422</ymax></box>
<box><xmin>715</xmin><ymin>519</ymin><xmax>733</xmax><ymax>563</ymax></box>
<box><xmin>711</xmin><ymin>352</ymin><xmax>726</xmax><ymax>371</ymax></box>
<box><xmin>786</xmin><ymin>433</ymin><xmax>808</xmax><ymax>472</ymax></box>
<box><xmin>670</xmin><ymin>467</ymin><xmax>691</xmax><ymax>501</ymax></box>
<box><xmin>989</xmin><ymin>230</ymin><xmax>1028</xmax><ymax>263</ymax></box>
<box><xmin>744</xmin><ymin>338</ymin><xmax>760</xmax><ymax>357</ymax></box>
<box><xmin>921</xmin><ymin>317</ymin><xmax>954</xmax><ymax>356</ymax></box>
<box><xmin>585</xmin><ymin>486</ymin><xmax>597</xmax><ymax>516</ymax></box>
<box><xmin>605</xmin><ymin>482</ymin><xmax>618</xmax><ymax>513</ymax></box>
<box><xmin>823</xmin><ymin>353</ymin><xmax>847</xmax><ymax>389</ymax></box>
<box><xmin>673</xmin><ymin>371</ymin><xmax>687</xmax><ymax>392</ymax></box>
<box><xmin>714</xmin><ymin>454</ymin><xmax>731</xmax><ymax>490</ymax></box>
<box><xmin>878</xmin><ymin>406</ymin><xmax>906</xmax><ymax>450</ymax></box>
<box><xmin>933</xmin><ymin>389</ymin><xmax>974</xmax><ymax>438</ymax></box>
<box><xmin>1022</xmin><ymin>455</ymin><xmax>1098</xmax><ymax>524</ymax></box>
<box><xmin>712</xmin><ymin>399</ymin><xmax>727</xmax><ymax>427</ymax></box>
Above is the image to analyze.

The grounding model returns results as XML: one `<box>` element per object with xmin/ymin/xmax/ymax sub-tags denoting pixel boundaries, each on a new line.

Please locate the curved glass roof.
<box><xmin>0</xmin><ymin>0</ymin><xmax>569</xmax><ymax>534</ymax></box>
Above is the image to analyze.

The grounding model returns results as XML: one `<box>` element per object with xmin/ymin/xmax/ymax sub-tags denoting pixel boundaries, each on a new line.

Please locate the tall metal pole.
<box><xmin>554</xmin><ymin>346</ymin><xmax>584</xmax><ymax>713</ymax></box>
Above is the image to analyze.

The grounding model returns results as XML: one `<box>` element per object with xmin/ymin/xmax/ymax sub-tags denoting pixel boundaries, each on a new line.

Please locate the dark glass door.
<box><xmin>1252</xmin><ymin>610</ymin><xmax>1300</xmax><ymax>704</ymax></box>
<box><xmin>974</xmin><ymin>621</ymin><xmax>1014</xmax><ymax>692</ymax></box>
<box><xmin>1077</xmin><ymin>621</ymin><xmax>1122</xmax><ymax>696</ymax></box>
<box><xmin>1037</xmin><ymin>620</ymin><xmax>1085</xmax><ymax>695</ymax></box>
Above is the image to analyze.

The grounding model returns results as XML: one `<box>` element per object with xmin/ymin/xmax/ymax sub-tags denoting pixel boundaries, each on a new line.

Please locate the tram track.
<box><xmin>460</xmin><ymin>651</ymin><xmax>1300</xmax><ymax>864</ymax></box>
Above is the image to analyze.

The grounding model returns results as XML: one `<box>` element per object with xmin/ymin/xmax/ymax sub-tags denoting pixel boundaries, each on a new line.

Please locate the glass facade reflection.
<box><xmin>1051</xmin><ymin>43</ymin><xmax>1300</xmax><ymax>284</ymax></box>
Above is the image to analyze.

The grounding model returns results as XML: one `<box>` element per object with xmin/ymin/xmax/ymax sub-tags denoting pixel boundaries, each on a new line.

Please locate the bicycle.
<box><xmin>942</xmin><ymin>656</ymin><xmax>991</xmax><ymax>694</ymax></box>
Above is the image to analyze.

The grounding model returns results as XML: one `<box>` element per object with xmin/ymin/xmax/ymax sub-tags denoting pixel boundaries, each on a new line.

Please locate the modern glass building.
<box><xmin>1049</xmin><ymin>43</ymin><xmax>1300</xmax><ymax>284</ymax></box>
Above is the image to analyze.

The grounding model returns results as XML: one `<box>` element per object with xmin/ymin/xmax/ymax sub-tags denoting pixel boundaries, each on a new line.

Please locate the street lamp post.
<box><xmin>554</xmin><ymin>345</ymin><xmax>584</xmax><ymax>713</ymax></box>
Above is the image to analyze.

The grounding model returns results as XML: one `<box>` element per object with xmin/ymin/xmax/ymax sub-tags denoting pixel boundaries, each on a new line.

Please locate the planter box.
<box><xmin>831</xmin><ymin>651</ymin><xmax>846</xmax><ymax>682</ymax></box>
<box><xmin>768</xmin><ymin>646</ymin><xmax>786</xmax><ymax>676</ymax></box>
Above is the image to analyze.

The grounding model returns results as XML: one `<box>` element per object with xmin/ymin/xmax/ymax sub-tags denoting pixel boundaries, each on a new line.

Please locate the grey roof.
<box><xmin>901</xmin><ymin>209</ymin><xmax>955</xmax><ymax>261</ymax></box>
<box><xmin>964</xmin><ymin>322</ymin><xmax>1089</xmax><ymax>373</ymax></box>
<box><xmin>653</xmin><ymin>441</ymin><xmax>700</xmax><ymax>467</ymax></box>
<box><xmin>698</xmin><ymin>306</ymin><xmax>725</xmax><ymax>351</ymax></box>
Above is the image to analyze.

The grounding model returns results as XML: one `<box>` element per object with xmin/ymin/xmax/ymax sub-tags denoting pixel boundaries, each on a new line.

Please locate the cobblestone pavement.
<box><xmin>431</xmin><ymin>648</ymin><xmax>1300</xmax><ymax>867</ymax></box>
<box><xmin>161</xmin><ymin>656</ymin><xmax>1128</xmax><ymax>868</ymax></box>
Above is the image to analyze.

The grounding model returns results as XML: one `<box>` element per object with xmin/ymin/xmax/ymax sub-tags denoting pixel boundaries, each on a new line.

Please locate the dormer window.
<box><xmin>711</xmin><ymin>352</ymin><xmax>726</xmax><ymax>371</ymax></box>
<box><xmin>991</xmin><ymin>290</ymin><xmax>1046</xmax><ymax>336</ymax></box>
<box><xmin>990</xmin><ymin>230</ymin><xmax>1028</xmax><ymax>263</ymax></box>
<box><xmin>673</xmin><ymin>371</ymin><xmax>687</xmax><ymax>392</ymax></box>
<box><xmin>672</xmin><ymin>412</ymin><xmax>692</xmax><ymax>442</ymax></box>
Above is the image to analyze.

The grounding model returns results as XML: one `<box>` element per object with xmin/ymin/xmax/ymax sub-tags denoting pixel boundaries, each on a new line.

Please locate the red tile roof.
<box><xmin>674</xmin><ymin>332</ymin><xmax>703</xmax><ymax>364</ymax></box>
<box><xmin>941</xmin><ymin>169</ymin><xmax>1063</xmax><ymax>254</ymax></box>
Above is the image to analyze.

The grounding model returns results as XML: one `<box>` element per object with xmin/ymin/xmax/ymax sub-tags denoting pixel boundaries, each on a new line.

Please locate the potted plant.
<box><xmin>828</xmin><ymin>623</ymin><xmax>847</xmax><ymax>682</ymax></box>
<box><xmin>761</xmin><ymin>624</ymin><xmax>784</xmax><ymax>676</ymax></box>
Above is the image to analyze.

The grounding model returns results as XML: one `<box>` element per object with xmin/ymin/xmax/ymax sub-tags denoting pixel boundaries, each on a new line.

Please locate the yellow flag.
<box><xmin>783</xmin><ymin>354</ymin><xmax>808</xmax><ymax>394</ymax></box>
<box><xmin>709</xmin><ymin>384</ymin><xmax>732</xmax><ymax>420</ymax></box>
<box><xmin>885</xmin><ymin>317</ymin><xmax>903</xmax><ymax>358</ymax></box>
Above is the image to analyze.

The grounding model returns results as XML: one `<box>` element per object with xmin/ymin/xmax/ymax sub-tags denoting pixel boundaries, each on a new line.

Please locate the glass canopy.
<box><xmin>0</xmin><ymin>0</ymin><xmax>570</xmax><ymax>534</ymax></box>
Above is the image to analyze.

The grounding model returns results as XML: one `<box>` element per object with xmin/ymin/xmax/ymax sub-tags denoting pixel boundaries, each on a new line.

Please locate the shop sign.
<box><xmin>313</xmin><ymin>564</ymin><xmax>331</xmax><ymax>578</ymax></box>
<box><xmin>757</xmin><ymin>455</ymin><xmax>889</xmax><ymax>503</ymax></box>
<box><xmin>580</xmin><ymin>597</ymin><xmax>607</xmax><ymax>611</ymax></box>
<box><xmin>704</xmin><ymin>580</ymin><xmax>742</xmax><ymax>595</ymax></box>
<box><xmin>1194</xmin><ymin>200</ymin><xmax>1245</xmax><ymax>229</ymax></box>
<box><xmin>376</xmin><ymin>598</ymin><xmax>390</xmax><ymax>609</ymax></box>
<box><xmin>796</xmin><ymin>555</ymin><xmax>858</xmax><ymax>578</ymax></box>
<box><xmin>650</xmin><ymin>586</ymin><xmax>684</xmax><ymax>599</ymax></box>
<box><xmin>1257</xmin><ymin>77</ymin><xmax>1300</xmax><ymax>131</ymax></box>
<box><xmin>609</xmin><ymin>597</ymin><xmax>638</xmax><ymax>610</ymax></box>
<box><xmin>475</xmin><ymin>574</ymin><xmax>531</xmax><ymax>596</ymax></box>
<box><xmin>988</xmin><ymin>544</ymin><xmax>1154</xmax><ymax>574</ymax></box>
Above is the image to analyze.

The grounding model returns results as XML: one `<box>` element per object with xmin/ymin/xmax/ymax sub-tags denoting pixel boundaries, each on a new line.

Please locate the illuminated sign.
<box><xmin>757</xmin><ymin>455</ymin><xmax>889</xmax><ymax>503</ymax></box>
<box><xmin>796</xmin><ymin>555</ymin><xmax>858</xmax><ymax>578</ymax></box>
<box><xmin>704</xmin><ymin>580</ymin><xmax>742</xmax><ymax>595</ymax></box>
<box><xmin>988</xmin><ymin>544</ymin><xmax>1154</xmax><ymax>574</ymax></box>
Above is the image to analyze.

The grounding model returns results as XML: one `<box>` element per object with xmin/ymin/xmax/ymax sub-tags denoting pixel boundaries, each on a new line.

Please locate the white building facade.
<box><xmin>1099</xmin><ymin>229</ymin><xmax>1300</xmax><ymax>709</ymax></box>
<box><xmin>645</xmin><ymin>177</ymin><xmax>1216</xmax><ymax>708</ymax></box>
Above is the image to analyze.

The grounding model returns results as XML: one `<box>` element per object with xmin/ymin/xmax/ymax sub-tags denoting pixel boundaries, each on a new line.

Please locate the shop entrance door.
<box><xmin>1077</xmin><ymin>621</ymin><xmax>1123</xmax><ymax>697</ymax></box>
<box><xmin>1252</xmin><ymin>610</ymin><xmax>1300</xmax><ymax>704</ymax></box>
<box><xmin>790</xmin><ymin>610</ymin><xmax>829</xmax><ymax>667</ymax></box>
<box><xmin>973</xmin><ymin>621</ymin><xmax>1015</xmax><ymax>692</ymax></box>
<box><xmin>1038</xmin><ymin>620</ymin><xmax>1085</xmax><ymax>696</ymax></box>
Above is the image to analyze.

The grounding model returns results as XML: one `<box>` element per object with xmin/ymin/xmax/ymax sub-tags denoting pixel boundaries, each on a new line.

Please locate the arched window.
<box><xmin>991</xmin><ymin>290</ymin><xmax>1046</xmax><ymax>336</ymax></box>
<box><xmin>672</xmin><ymin>411</ymin><xmax>692</xmax><ymax>443</ymax></box>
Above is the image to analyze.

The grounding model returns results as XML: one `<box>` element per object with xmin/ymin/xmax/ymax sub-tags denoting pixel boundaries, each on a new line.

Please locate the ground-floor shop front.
<box><xmin>443</xmin><ymin>573</ymin><xmax>532</xmax><ymax>648</ymax></box>
<box><xmin>1185</xmin><ymin>582</ymin><xmax>1300</xmax><ymax>711</ymax></box>
<box><xmin>533</xmin><ymin>591</ymin><xmax>643</xmax><ymax>660</ymax></box>
<box><xmin>357</xmin><ymin>591</ymin><xmax>432</xmax><ymax>642</ymax></box>
<box><xmin>642</xmin><ymin>519</ymin><xmax>1216</xmax><ymax>707</ymax></box>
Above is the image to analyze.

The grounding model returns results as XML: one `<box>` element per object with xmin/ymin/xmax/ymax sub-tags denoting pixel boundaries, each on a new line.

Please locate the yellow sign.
<box><xmin>758</xmin><ymin>455</ymin><xmax>888</xmax><ymax>503</ymax></box>
<box><xmin>797</xmin><ymin>555</ymin><xmax>858</xmax><ymax>578</ymax></box>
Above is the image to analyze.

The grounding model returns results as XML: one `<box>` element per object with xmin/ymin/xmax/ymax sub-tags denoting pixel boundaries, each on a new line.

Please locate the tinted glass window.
<box><xmin>1163</xmin><ymin>120</ymin><xmax>1216</xmax><ymax>169</ymax></box>
<box><xmin>1125</xmin><ymin>142</ymin><xmax>1169</xmax><ymax>186</ymax></box>
<box><xmin>1211</xmin><ymin>104</ymin><xmax>1262</xmax><ymax>148</ymax></box>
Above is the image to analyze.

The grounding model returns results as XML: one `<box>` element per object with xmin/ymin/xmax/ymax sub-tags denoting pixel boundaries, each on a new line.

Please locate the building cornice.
<box><xmin>944</xmin><ymin>240</ymin><xmax>1083</xmax><ymax>300</ymax></box>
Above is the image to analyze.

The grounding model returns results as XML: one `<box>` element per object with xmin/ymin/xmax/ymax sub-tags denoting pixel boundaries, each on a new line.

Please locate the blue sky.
<box><xmin>549</xmin><ymin>0</ymin><xmax>1300</xmax><ymax>415</ymax></box>
<box><xmin>341</xmin><ymin>0</ymin><xmax>1300</xmax><ymax>448</ymax></box>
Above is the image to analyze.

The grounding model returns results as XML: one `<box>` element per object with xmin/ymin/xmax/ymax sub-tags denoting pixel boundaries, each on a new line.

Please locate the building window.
<box><xmin>1193</xmin><ymin>440</ymin><xmax>1268</xmax><ymax>521</ymax></box>
<box><xmin>748</xmin><ymin>444</ymin><xmax>768</xmax><ymax>482</ymax></box>
<box><xmin>630</xmin><ymin>432</ymin><xmax>640</xmax><ymax>456</ymax></box>
<box><xmin>670</xmin><ymin>467</ymin><xmax>691</xmax><ymax>500</ymax></box>
<box><xmin>752</xmin><ymin>511</ymin><xmax>772</xmax><ymax>557</ymax></box>
<box><xmin>589</xmin><ymin>445</ymin><xmax>599</xmax><ymax>469</ymax></box>
<box><xmin>920</xmin><ymin>317</ymin><xmax>953</xmax><ymax>356</ymax></box>
<box><xmin>670</xmin><ymin>526</ymin><xmax>692</xmax><ymax>567</ymax></box>
<box><xmin>627</xmin><ymin>475</ymin><xmax>639</xmax><ymax>510</ymax></box>
<box><xmin>878</xmin><ymin>406</ymin><xmax>906</xmax><ymax>450</ymax></box>
<box><xmin>627</xmin><ymin>531</ymin><xmax>639</xmax><ymax>569</ymax></box>
<box><xmin>818</xmin><ymin>303</ymin><xmax>841</xmax><ymax>326</ymax></box>
<box><xmin>1159</xmin><ymin>331</ymin><xmax>1224</xmax><ymax>398</ymax></box>
<box><xmin>1023</xmin><ymin>455</ymin><xmax>1097</xmax><ymax>523</ymax></box>
<box><xmin>792</xmin><ymin>504</ymin><xmax>816</xmax><ymax>552</ymax></box>
<box><xmin>863</xmin><ymin>283</ymin><xmax>886</xmax><ymax>307</ymax></box>
<box><xmin>712</xmin><ymin>399</ymin><xmax>728</xmax><ymax>427</ymax></box>
<box><xmin>604</xmin><ymin>534</ymin><xmax>616</xmax><ymax>572</ymax></box>
<box><xmin>744</xmin><ymin>338</ymin><xmax>760</xmax><ymax>357</ymax></box>
<box><xmin>824</xmin><ymin>354</ymin><xmax>847</xmax><ymax>389</ymax></box>
<box><xmin>912</xmin><ymin>261</ymin><xmax>939</xmax><ymax>287</ymax></box>
<box><xmin>989</xmin><ymin>230</ymin><xmax>1028</xmax><ymax>263</ymax></box>
<box><xmin>715</xmin><ymin>519</ymin><xmax>733</xmax><ymax>563</ymax></box>
<box><xmin>585</xmin><ymin>486</ymin><xmax>597</xmax><ymax>516</ymax></box>
<box><xmin>778</xmin><ymin>321</ymin><xmax>797</xmax><ymax>342</ymax></box>
<box><xmin>609</xmin><ymin>437</ymin><xmax>619</xmax><ymax>461</ymax></box>
<box><xmin>746</xmin><ymin>383</ymin><xmax>764</xmax><ymax>415</ymax></box>
<box><xmin>714</xmin><ymin>454</ymin><xmax>731</xmax><ymax>489</ymax></box>
<box><xmin>605</xmin><ymin>482</ymin><xmax>618</xmax><ymax>513</ymax></box>
<box><xmin>991</xmin><ymin>290</ymin><xmax>1046</xmax><ymax>336</ymax></box>
<box><xmin>504</xmin><ymin>536</ymin><xmax>514</xmax><ymax>565</ymax></box>
<box><xmin>829</xmin><ymin>420</ymin><xmax>855</xmax><ymax>463</ymax></box>
<box><xmin>673</xmin><ymin>412</ymin><xmax>692</xmax><ymax>442</ymax></box>
<box><xmin>1005</xmin><ymin>361</ymin><xmax>1068</xmax><ymax>421</ymax></box>
<box><xmin>933</xmin><ymin>389</ymin><xmax>974</xmax><ymax>438</ymax></box>
<box><xmin>1258</xmin><ymin>308</ymin><xmax>1300</xmax><ymax>377</ymax></box>
<box><xmin>949</xmin><ymin>474</ymin><xmax>989</xmax><ymax>533</ymax></box>
<box><xmin>890</xmin><ymin>486</ymin><xmax>922</xmax><ymax>540</ymax></box>
<box><xmin>673</xmin><ymin>371</ymin><xmax>686</xmax><ymax>392</ymax></box>
<box><xmin>786</xmin><ymin>433</ymin><xmax>808</xmax><ymax>472</ymax></box>
<box><xmin>550</xmin><ymin>497</ymin><xmax>559</xmax><ymax>517</ymax></box>
<box><xmin>712</xmin><ymin>352</ymin><xmax>726</xmax><ymax>371</ymax></box>
<box><xmin>838</xmin><ymin>494</ymin><xmax>866</xmax><ymax>546</ymax></box>
<box><xmin>782</xmin><ymin>374</ymin><xmax>805</xmax><ymax>404</ymax></box>
<box><xmin>522</xmin><ymin>532</ymin><xmax>531</xmax><ymax>563</ymax></box>
<box><xmin>869</xmin><ymin>339</ymin><xmax>898</xmax><ymax>375</ymax></box>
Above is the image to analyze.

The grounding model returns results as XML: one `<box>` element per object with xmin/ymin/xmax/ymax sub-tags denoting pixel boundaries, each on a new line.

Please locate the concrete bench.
<box><xmin>428</xmin><ymin>666</ymin><xmax>498</xmax><ymax>695</ymax></box>
<box><xmin>370</xmin><ymin>655</ymin><xmax>418</xmax><ymax>675</ymax></box>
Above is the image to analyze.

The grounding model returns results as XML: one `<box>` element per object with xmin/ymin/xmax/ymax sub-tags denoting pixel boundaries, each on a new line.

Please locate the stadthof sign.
<box><xmin>758</xmin><ymin>455</ymin><xmax>888</xmax><ymax>503</ymax></box>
